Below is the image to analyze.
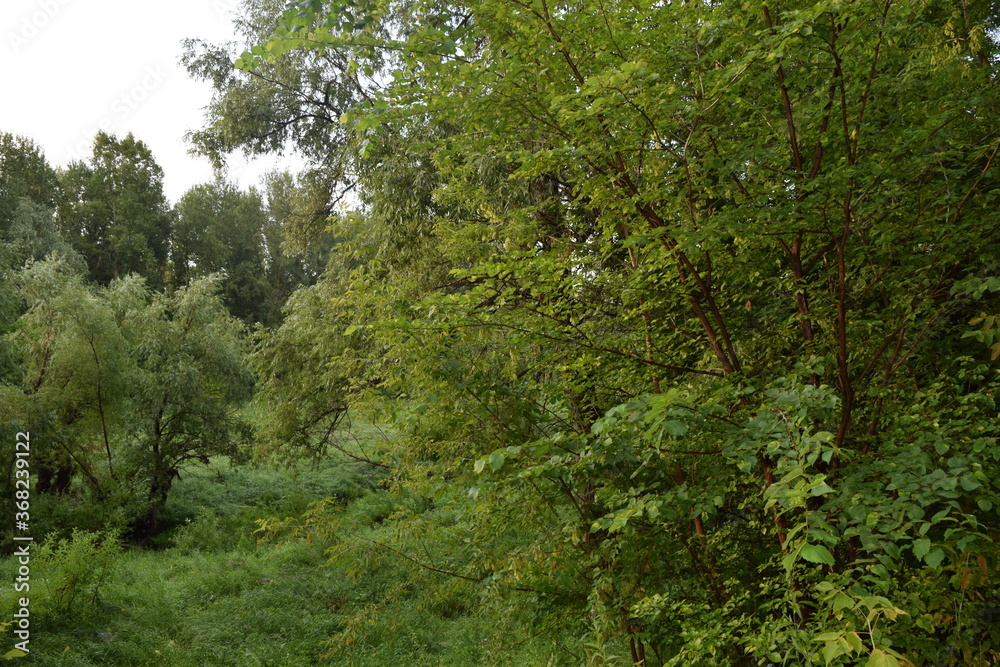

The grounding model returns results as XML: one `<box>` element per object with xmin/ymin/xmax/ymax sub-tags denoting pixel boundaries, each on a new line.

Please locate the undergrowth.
<box><xmin>0</xmin><ymin>423</ymin><xmax>581</xmax><ymax>665</ymax></box>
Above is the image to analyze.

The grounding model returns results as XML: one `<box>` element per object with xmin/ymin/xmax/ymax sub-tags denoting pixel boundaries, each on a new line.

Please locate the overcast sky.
<box><xmin>1</xmin><ymin>0</ymin><xmax>301</xmax><ymax>204</ymax></box>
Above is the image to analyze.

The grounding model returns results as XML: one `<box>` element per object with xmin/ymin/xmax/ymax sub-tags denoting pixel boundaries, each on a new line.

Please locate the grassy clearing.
<box><xmin>0</xmin><ymin>422</ymin><xmax>578</xmax><ymax>666</ymax></box>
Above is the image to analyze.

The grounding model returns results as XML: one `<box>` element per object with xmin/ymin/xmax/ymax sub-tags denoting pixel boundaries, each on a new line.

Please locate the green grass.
<box><xmin>153</xmin><ymin>454</ymin><xmax>376</xmax><ymax>548</ymax></box>
<box><xmin>0</xmin><ymin>421</ymin><xmax>579</xmax><ymax>666</ymax></box>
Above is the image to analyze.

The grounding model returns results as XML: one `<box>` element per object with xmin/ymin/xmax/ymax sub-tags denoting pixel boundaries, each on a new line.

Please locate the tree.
<box><xmin>0</xmin><ymin>133</ymin><xmax>58</xmax><ymax>223</ymax></box>
<box><xmin>172</xmin><ymin>179</ymin><xmax>273</xmax><ymax>324</ymax></box>
<box><xmin>56</xmin><ymin>132</ymin><xmax>173</xmax><ymax>287</ymax></box>
<box><xmin>236</xmin><ymin>0</ymin><xmax>1000</xmax><ymax>663</ymax></box>
<box><xmin>6</xmin><ymin>259</ymin><xmax>252</xmax><ymax>534</ymax></box>
<box><xmin>249</xmin><ymin>272</ymin><xmax>352</xmax><ymax>461</ymax></box>
<box><xmin>0</xmin><ymin>133</ymin><xmax>81</xmax><ymax>384</ymax></box>
<box><xmin>181</xmin><ymin>0</ymin><xmax>365</xmax><ymax>216</ymax></box>
<box><xmin>120</xmin><ymin>274</ymin><xmax>253</xmax><ymax>531</ymax></box>
<box><xmin>172</xmin><ymin>176</ymin><xmax>333</xmax><ymax>326</ymax></box>
<box><xmin>261</xmin><ymin>169</ymin><xmax>335</xmax><ymax>279</ymax></box>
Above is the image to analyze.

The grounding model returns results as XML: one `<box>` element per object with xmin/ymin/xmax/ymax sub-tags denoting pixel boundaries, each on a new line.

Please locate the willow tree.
<box><xmin>237</xmin><ymin>0</ymin><xmax>1000</xmax><ymax>663</ymax></box>
<box><xmin>0</xmin><ymin>135</ymin><xmax>79</xmax><ymax>367</ymax></box>
<box><xmin>6</xmin><ymin>260</ymin><xmax>252</xmax><ymax>534</ymax></box>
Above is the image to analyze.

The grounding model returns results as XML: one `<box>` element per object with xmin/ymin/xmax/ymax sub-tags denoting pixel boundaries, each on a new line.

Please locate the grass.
<box><xmin>0</xmin><ymin>420</ymin><xmax>579</xmax><ymax>665</ymax></box>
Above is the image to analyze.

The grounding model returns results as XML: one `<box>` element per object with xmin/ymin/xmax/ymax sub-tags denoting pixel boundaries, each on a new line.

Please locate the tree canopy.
<box><xmin>231</xmin><ymin>0</ymin><xmax>1000</xmax><ymax>663</ymax></box>
<box><xmin>55</xmin><ymin>132</ymin><xmax>173</xmax><ymax>288</ymax></box>
<box><xmin>7</xmin><ymin>258</ymin><xmax>252</xmax><ymax>532</ymax></box>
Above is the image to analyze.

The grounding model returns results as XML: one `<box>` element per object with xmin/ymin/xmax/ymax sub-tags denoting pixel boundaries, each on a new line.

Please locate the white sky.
<box><xmin>0</xmin><ymin>0</ymin><xmax>302</xmax><ymax>204</ymax></box>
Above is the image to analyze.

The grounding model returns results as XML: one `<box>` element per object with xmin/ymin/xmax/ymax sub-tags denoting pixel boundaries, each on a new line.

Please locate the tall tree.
<box><xmin>0</xmin><ymin>133</ymin><xmax>58</xmax><ymax>222</ymax></box>
<box><xmin>172</xmin><ymin>179</ymin><xmax>273</xmax><ymax>324</ymax></box>
<box><xmin>181</xmin><ymin>0</ymin><xmax>364</xmax><ymax>216</ymax></box>
<box><xmin>172</xmin><ymin>176</ymin><xmax>334</xmax><ymax>326</ymax></box>
<box><xmin>238</xmin><ymin>0</ymin><xmax>1000</xmax><ymax>663</ymax></box>
<box><xmin>0</xmin><ymin>133</ymin><xmax>81</xmax><ymax>383</ymax></box>
<box><xmin>56</xmin><ymin>132</ymin><xmax>172</xmax><ymax>287</ymax></box>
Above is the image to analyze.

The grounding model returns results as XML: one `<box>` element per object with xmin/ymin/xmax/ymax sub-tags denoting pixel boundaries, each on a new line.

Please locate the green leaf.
<box><xmin>662</xmin><ymin>420</ymin><xmax>687</xmax><ymax>436</ymax></box>
<box><xmin>489</xmin><ymin>451</ymin><xmax>505</xmax><ymax>471</ymax></box>
<box><xmin>823</xmin><ymin>640</ymin><xmax>845</xmax><ymax>665</ymax></box>
<box><xmin>960</xmin><ymin>474</ymin><xmax>981</xmax><ymax>491</ymax></box>
<box><xmin>833</xmin><ymin>592</ymin><xmax>854</xmax><ymax>613</ymax></box>
<box><xmin>3</xmin><ymin>649</ymin><xmax>27</xmax><ymax>659</ymax></box>
<box><xmin>800</xmin><ymin>544</ymin><xmax>835</xmax><ymax>566</ymax></box>
<box><xmin>474</xmin><ymin>457</ymin><xmax>486</xmax><ymax>474</ymax></box>
<box><xmin>865</xmin><ymin>649</ymin><xmax>900</xmax><ymax>667</ymax></box>
<box><xmin>912</xmin><ymin>538</ymin><xmax>931</xmax><ymax>559</ymax></box>
<box><xmin>924</xmin><ymin>549</ymin><xmax>945</xmax><ymax>569</ymax></box>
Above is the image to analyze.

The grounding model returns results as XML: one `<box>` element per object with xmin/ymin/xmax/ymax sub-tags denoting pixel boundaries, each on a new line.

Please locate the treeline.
<box><xmin>1</xmin><ymin>131</ymin><xmax>330</xmax><ymax>327</ymax></box>
<box><xmin>0</xmin><ymin>130</ymin><xmax>330</xmax><ymax>533</ymax></box>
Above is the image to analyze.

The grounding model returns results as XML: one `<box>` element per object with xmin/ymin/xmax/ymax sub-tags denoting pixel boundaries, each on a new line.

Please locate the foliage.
<box><xmin>0</xmin><ymin>133</ymin><xmax>79</xmax><ymax>385</ymax></box>
<box><xmin>172</xmin><ymin>176</ymin><xmax>333</xmax><ymax>326</ymax></box>
<box><xmin>0</xmin><ymin>132</ymin><xmax>57</xmax><ymax>222</ymax></box>
<box><xmin>172</xmin><ymin>179</ymin><xmax>273</xmax><ymax>324</ymax></box>
<box><xmin>250</xmin><ymin>273</ymin><xmax>354</xmax><ymax>460</ymax></box>
<box><xmin>0</xmin><ymin>0</ymin><xmax>998</xmax><ymax>664</ymax></box>
<box><xmin>181</xmin><ymin>0</ymin><xmax>365</xmax><ymax>212</ymax></box>
<box><xmin>0</xmin><ymin>439</ymin><xmax>573</xmax><ymax>666</ymax></box>
<box><xmin>4</xmin><ymin>258</ymin><xmax>253</xmax><ymax>534</ymax></box>
<box><xmin>32</xmin><ymin>529</ymin><xmax>123</xmax><ymax>617</ymax></box>
<box><xmin>55</xmin><ymin>132</ymin><xmax>173</xmax><ymax>288</ymax></box>
<box><xmin>233</xmin><ymin>0</ymin><xmax>1000</xmax><ymax>663</ymax></box>
<box><xmin>262</xmin><ymin>169</ymin><xmax>338</xmax><ymax>262</ymax></box>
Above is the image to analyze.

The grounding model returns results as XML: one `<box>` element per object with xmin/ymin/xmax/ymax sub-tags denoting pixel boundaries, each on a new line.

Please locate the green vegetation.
<box><xmin>0</xmin><ymin>433</ymin><xmax>576</xmax><ymax>665</ymax></box>
<box><xmin>3</xmin><ymin>0</ymin><xmax>1000</xmax><ymax>664</ymax></box>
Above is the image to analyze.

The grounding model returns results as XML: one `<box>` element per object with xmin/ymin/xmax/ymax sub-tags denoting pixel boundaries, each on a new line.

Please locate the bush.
<box><xmin>33</xmin><ymin>529</ymin><xmax>122</xmax><ymax>618</ymax></box>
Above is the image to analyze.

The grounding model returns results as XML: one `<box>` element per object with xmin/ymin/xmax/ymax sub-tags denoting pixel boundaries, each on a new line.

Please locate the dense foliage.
<box><xmin>8</xmin><ymin>260</ymin><xmax>253</xmax><ymax>532</ymax></box>
<box><xmin>2</xmin><ymin>0</ymin><xmax>1000</xmax><ymax>664</ymax></box>
<box><xmin>0</xmin><ymin>130</ymin><xmax>325</xmax><ymax>536</ymax></box>
<box><xmin>228</xmin><ymin>0</ymin><xmax>1000</xmax><ymax>664</ymax></box>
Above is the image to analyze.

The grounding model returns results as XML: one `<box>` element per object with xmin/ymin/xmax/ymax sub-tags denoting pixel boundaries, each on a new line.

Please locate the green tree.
<box><xmin>56</xmin><ymin>132</ymin><xmax>173</xmax><ymax>287</ymax></box>
<box><xmin>172</xmin><ymin>179</ymin><xmax>273</xmax><ymax>324</ymax></box>
<box><xmin>236</xmin><ymin>0</ymin><xmax>1000</xmax><ymax>663</ymax></box>
<box><xmin>0</xmin><ymin>133</ymin><xmax>81</xmax><ymax>383</ymax></box>
<box><xmin>0</xmin><ymin>133</ymin><xmax>58</xmax><ymax>222</ymax></box>
<box><xmin>262</xmin><ymin>169</ymin><xmax>335</xmax><ymax>280</ymax></box>
<box><xmin>181</xmin><ymin>0</ymin><xmax>364</xmax><ymax>213</ymax></box>
<box><xmin>172</xmin><ymin>176</ymin><xmax>332</xmax><ymax>326</ymax></box>
<box><xmin>250</xmin><ymin>272</ymin><xmax>352</xmax><ymax>461</ymax></box>
<box><xmin>5</xmin><ymin>259</ymin><xmax>252</xmax><ymax>534</ymax></box>
<box><xmin>120</xmin><ymin>274</ymin><xmax>253</xmax><ymax>531</ymax></box>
